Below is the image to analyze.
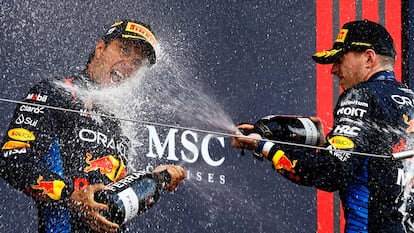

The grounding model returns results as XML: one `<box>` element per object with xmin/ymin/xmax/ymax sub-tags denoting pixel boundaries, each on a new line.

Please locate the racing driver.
<box><xmin>232</xmin><ymin>20</ymin><xmax>414</xmax><ymax>232</ymax></box>
<box><xmin>0</xmin><ymin>20</ymin><xmax>186</xmax><ymax>233</ymax></box>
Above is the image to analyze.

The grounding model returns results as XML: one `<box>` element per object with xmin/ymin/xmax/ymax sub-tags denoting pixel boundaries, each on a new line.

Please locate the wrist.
<box><xmin>254</xmin><ymin>140</ymin><xmax>265</xmax><ymax>154</ymax></box>
<box><xmin>254</xmin><ymin>140</ymin><xmax>274</xmax><ymax>158</ymax></box>
<box><xmin>154</xmin><ymin>170</ymin><xmax>171</xmax><ymax>186</ymax></box>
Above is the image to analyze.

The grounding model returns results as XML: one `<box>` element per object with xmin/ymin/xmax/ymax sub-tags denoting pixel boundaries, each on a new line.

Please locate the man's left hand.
<box><xmin>153</xmin><ymin>165</ymin><xmax>186</xmax><ymax>191</ymax></box>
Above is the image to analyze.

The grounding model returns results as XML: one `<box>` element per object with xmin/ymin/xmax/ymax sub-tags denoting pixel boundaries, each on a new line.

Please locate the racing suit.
<box><xmin>0</xmin><ymin>71</ymin><xmax>130</xmax><ymax>232</ymax></box>
<box><xmin>266</xmin><ymin>71</ymin><xmax>414</xmax><ymax>232</ymax></box>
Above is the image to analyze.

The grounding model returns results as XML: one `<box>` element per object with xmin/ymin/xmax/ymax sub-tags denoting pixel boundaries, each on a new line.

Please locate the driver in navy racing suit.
<box><xmin>0</xmin><ymin>20</ymin><xmax>186</xmax><ymax>233</ymax></box>
<box><xmin>232</xmin><ymin>20</ymin><xmax>414</xmax><ymax>233</ymax></box>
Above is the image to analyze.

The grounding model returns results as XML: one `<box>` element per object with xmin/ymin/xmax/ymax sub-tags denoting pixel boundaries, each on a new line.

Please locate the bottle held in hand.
<box><xmin>94</xmin><ymin>170</ymin><xmax>170</xmax><ymax>225</ymax></box>
<box><xmin>241</xmin><ymin>115</ymin><xmax>321</xmax><ymax>146</ymax></box>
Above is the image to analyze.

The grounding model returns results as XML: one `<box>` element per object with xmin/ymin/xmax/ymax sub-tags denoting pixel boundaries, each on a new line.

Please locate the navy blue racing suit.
<box><xmin>266</xmin><ymin>71</ymin><xmax>414</xmax><ymax>232</ymax></box>
<box><xmin>0</xmin><ymin>71</ymin><xmax>130</xmax><ymax>232</ymax></box>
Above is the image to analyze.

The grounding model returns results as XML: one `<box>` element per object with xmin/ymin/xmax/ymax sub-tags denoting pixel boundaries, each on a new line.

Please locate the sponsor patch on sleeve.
<box><xmin>328</xmin><ymin>135</ymin><xmax>354</xmax><ymax>149</ymax></box>
<box><xmin>8</xmin><ymin>128</ymin><xmax>36</xmax><ymax>141</ymax></box>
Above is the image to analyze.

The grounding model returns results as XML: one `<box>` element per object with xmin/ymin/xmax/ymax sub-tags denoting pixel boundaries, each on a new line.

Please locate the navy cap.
<box><xmin>102</xmin><ymin>20</ymin><xmax>158</xmax><ymax>65</ymax></box>
<box><xmin>312</xmin><ymin>20</ymin><xmax>396</xmax><ymax>64</ymax></box>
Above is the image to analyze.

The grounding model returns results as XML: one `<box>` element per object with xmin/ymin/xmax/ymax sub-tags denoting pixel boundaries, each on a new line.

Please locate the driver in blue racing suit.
<box><xmin>0</xmin><ymin>20</ymin><xmax>186</xmax><ymax>233</ymax></box>
<box><xmin>232</xmin><ymin>20</ymin><xmax>414</xmax><ymax>233</ymax></box>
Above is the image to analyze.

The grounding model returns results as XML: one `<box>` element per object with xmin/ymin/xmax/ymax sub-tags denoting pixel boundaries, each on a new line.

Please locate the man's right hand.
<box><xmin>231</xmin><ymin>124</ymin><xmax>263</xmax><ymax>151</ymax></box>
<box><xmin>70</xmin><ymin>184</ymin><xmax>120</xmax><ymax>233</ymax></box>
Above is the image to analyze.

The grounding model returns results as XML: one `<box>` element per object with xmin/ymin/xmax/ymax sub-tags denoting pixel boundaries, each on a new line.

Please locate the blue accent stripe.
<box><xmin>42</xmin><ymin>137</ymin><xmax>65</xmax><ymax>178</ymax></box>
<box><xmin>42</xmin><ymin>205</ymin><xmax>71</xmax><ymax>233</ymax></box>
<box><xmin>345</xmin><ymin>158</ymin><xmax>370</xmax><ymax>233</ymax></box>
<box><xmin>40</xmin><ymin>137</ymin><xmax>71</xmax><ymax>233</ymax></box>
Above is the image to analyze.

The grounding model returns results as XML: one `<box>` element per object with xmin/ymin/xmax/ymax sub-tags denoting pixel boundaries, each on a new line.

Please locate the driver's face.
<box><xmin>89</xmin><ymin>39</ymin><xmax>145</xmax><ymax>86</ymax></box>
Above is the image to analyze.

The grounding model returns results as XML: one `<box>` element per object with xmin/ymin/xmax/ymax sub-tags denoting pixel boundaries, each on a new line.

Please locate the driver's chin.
<box><xmin>94</xmin><ymin>75</ymin><xmax>115</xmax><ymax>87</ymax></box>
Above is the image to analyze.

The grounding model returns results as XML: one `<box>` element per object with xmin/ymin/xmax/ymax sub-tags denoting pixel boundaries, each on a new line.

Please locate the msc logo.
<box><xmin>145</xmin><ymin>125</ymin><xmax>225</xmax><ymax>167</ymax></box>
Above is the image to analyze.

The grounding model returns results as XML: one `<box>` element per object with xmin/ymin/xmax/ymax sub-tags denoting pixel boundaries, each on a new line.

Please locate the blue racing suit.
<box><xmin>266</xmin><ymin>71</ymin><xmax>414</xmax><ymax>232</ymax></box>
<box><xmin>0</xmin><ymin>71</ymin><xmax>130</xmax><ymax>232</ymax></box>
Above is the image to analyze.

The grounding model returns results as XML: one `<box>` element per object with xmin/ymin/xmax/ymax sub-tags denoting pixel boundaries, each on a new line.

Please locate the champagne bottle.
<box><xmin>241</xmin><ymin>115</ymin><xmax>321</xmax><ymax>146</ymax></box>
<box><xmin>94</xmin><ymin>170</ymin><xmax>170</xmax><ymax>225</ymax></box>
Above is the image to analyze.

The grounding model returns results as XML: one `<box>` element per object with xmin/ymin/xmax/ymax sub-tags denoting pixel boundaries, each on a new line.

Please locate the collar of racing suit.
<box><xmin>76</xmin><ymin>70</ymin><xmax>97</xmax><ymax>90</ymax></box>
<box><xmin>367</xmin><ymin>70</ymin><xmax>396</xmax><ymax>82</ymax></box>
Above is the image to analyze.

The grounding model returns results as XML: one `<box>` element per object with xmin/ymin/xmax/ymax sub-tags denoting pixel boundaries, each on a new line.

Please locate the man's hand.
<box><xmin>153</xmin><ymin>165</ymin><xmax>186</xmax><ymax>191</ymax></box>
<box><xmin>231</xmin><ymin>123</ymin><xmax>263</xmax><ymax>151</ymax></box>
<box><xmin>70</xmin><ymin>184</ymin><xmax>119</xmax><ymax>233</ymax></box>
<box><xmin>309</xmin><ymin>117</ymin><xmax>326</xmax><ymax>145</ymax></box>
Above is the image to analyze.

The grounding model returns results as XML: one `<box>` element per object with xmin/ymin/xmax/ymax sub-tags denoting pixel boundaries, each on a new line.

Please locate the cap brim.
<box><xmin>121</xmin><ymin>34</ymin><xmax>153</xmax><ymax>46</ymax></box>
<box><xmin>312</xmin><ymin>48</ymin><xmax>343</xmax><ymax>64</ymax></box>
<box><xmin>121</xmin><ymin>36</ymin><xmax>157</xmax><ymax>65</ymax></box>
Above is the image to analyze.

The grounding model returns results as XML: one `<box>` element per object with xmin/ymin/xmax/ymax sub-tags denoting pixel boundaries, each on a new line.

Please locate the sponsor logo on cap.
<box><xmin>124</xmin><ymin>22</ymin><xmax>157</xmax><ymax>47</ymax></box>
<box><xmin>105</xmin><ymin>21</ymin><xmax>123</xmax><ymax>36</ymax></box>
<box><xmin>110</xmin><ymin>21</ymin><xmax>123</xmax><ymax>28</ymax></box>
<box><xmin>335</xmin><ymin>29</ymin><xmax>348</xmax><ymax>43</ymax></box>
<box><xmin>351</xmin><ymin>42</ymin><xmax>372</xmax><ymax>47</ymax></box>
<box><xmin>313</xmin><ymin>48</ymin><xmax>343</xmax><ymax>59</ymax></box>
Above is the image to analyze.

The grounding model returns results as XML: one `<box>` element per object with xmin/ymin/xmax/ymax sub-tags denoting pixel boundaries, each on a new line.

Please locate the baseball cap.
<box><xmin>312</xmin><ymin>20</ymin><xmax>396</xmax><ymax>64</ymax></box>
<box><xmin>102</xmin><ymin>20</ymin><xmax>158</xmax><ymax>65</ymax></box>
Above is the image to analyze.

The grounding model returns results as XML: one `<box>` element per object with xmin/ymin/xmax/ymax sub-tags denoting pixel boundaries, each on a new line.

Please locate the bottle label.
<box><xmin>117</xmin><ymin>187</ymin><xmax>140</xmax><ymax>223</ymax></box>
<box><xmin>297</xmin><ymin>118</ymin><xmax>319</xmax><ymax>145</ymax></box>
<box><xmin>107</xmin><ymin>171</ymin><xmax>149</xmax><ymax>192</ymax></box>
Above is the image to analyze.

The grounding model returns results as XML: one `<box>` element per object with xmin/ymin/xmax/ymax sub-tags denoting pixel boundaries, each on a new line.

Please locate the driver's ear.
<box><xmin>94</xmin><ymin>39</ymin><xmax>107</xmax><ymax>59</ymax></box>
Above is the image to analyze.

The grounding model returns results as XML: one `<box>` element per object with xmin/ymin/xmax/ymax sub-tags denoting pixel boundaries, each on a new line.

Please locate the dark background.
<box><xmin>2</xmin><ymin>1</ymin><xmax>406</xmax><ymax>232</ymax></box>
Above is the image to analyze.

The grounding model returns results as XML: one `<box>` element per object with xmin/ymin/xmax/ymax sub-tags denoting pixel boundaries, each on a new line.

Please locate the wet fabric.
<box><xmin>0</xmin><ymin>71</ymin><xmax>129</xmax><ymax>232</ymax></box>
<box><xmin>270</xmin><ymin>71</ymin><xmax>414</xmax><ymax>232</ymax></box>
